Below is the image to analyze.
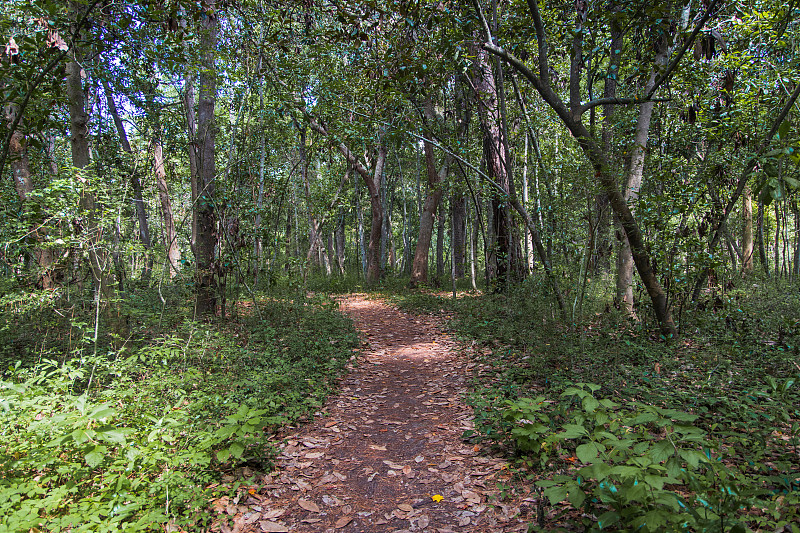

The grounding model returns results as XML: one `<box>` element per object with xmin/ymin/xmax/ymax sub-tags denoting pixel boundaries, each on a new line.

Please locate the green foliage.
<box><xmin>0</xmin><ymin>294</ymin><xmax>358</xmax><ymax>531</ymax></box>
<box><xmin>402</xmin><ymin>283</ymin><xmax>800</xmax><ymax>531</ymax></box>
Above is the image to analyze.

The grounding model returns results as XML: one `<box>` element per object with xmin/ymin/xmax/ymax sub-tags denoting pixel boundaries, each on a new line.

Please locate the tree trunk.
<box><xmin>452</xmin><ymin>194</ymin><xmax>467</xmax><ymax>277</ymax></box>
<box><xmin>615</xmin><ymin>46</ymin><xmax>667</xmax><ymax>316</ymax></box>
<box><xmin>102</xmin><ymin>80</ymin><xmax>152</xmax><ymax>279</ymax></box>
<box><xmin>758</xmin><ymin>196</ymin><xmax>768</xmax><ymax>275</ymax></box>
<box><xmin>194</xmin><ymin>1</ymin><xmax>218</xmax><ymax>316</ymax></box>
<box><xmin>409</xmin><ymin>135</ymin><xmax>447</xmax><ymax>287</ymax></box>
<box><xmin>66</xmin><ymin>60</ymin><xmax>116</xmax><ymax>309</ymax></box>
<box><xmin>4</xmin><ymin>102</ymin><xmax>54</xmax><ymax>288</ymax></box>
<box><xmin>153</xmin><ymin>141</ymin><xmax>181</xmax><ymax>277</ymax></box>
<box><xmin>742</xmin><ymin>185</ymin><xmax>754</xmax><ymax>273</ymax></box>
<box><xmin>436</xmin><ymin>196</ymin><xmax>445</xmax><ymax>285</ymax></box>
<box><xmin>473</xmin><ymin>47</ymin><xmax>514</xmax><ymax>291</ymax></box>
<box><xmin>184</xmin><ymin>73</ymin><xmax>199</xmax><ymax>256</ymax></box>
<box><xmin>335</xmin><ymin>209</ymin><xmax>346</xmax><ymax>275</ymax></box>
<box><xmin>366</xmin><ymin>146</ymin><xmax>387</xmax><ymax>284</ymax></box>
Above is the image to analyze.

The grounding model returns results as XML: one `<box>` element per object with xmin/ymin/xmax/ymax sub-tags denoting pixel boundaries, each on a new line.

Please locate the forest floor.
<box><xmin>211</xmin><ymin>294</ymin><xmax>535</xmax><ymax>533</ymax></box>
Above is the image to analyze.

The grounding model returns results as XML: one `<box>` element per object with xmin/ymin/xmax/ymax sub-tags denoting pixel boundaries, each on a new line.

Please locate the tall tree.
<box><xmin>195</xmin><ymin>0</ymin><xmax>218</xmax><ymax>315</ymax></box>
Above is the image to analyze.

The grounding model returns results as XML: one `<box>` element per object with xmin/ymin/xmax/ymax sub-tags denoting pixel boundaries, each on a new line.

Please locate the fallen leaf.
<box><xmin>259</xmin><ymin>521</ymin><xmax>289</xmax><ymax>532</ymax></box>
<box><xmin>305</xmin><ymin>452</ymin><xmax>325</xmax><ymax>459</ymax></box>
<box><xmin>417</xmin><ymin>514</ymin><xmax>430</xmax><ymax>528</ymax></box>
<box><xmin>261</xmin><ymin>509</ymin><xmax>285</xmax><ymax>519</ymax></box>
<box><xmin>431</xmin><ymin>494</ymin><xmax>444</xmax><ymax>503</ymax></box>
<box><xmin>369</xmin><ymin>444</ymin><xmax>386</xmax><ymax>451</ymax></box>
<box><xmin>334</xmin><ymin>516</ymin><xmax>353</xmax><ymax>528</ymax></box>
<box><xmin>397</xmin><ymin>504</ymin><xmax>414</xmax><ymax>512</ymax></box>
<box><xmin>298</xmin><ymin>499</ymin><xmax>320</xmax><ymax>513</ymax></box>
<box><xmin>302</xmin><ymin>518</ymin><xmax>322</xmax><ymax>523</ymax></box>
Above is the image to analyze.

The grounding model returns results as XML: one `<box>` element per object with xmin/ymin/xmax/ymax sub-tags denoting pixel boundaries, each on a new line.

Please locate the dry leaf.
<box><xmin>417</xmin><ymin>514</ymin><xmax>430</xmax><ymax>528</ymax></box>
<box><xmin>458</xmin><ymin>516</ymin><xmax>471</xmax><ymax>526</ymax></box>
<box><xmin>259</xmin><ymin>521</ymin><xmax>289</xmax><ymax>532</ymax></box>
<box><xmin>402</xmin><ymin>465</ymin><xmax>412</xmax><ymax>476</ymax></box>
<box><xmin>298</xmin><ymin>499</ymin><xmax>320</xmax><ymax>513</ymax></box>
<box><xmin>261</xmin><ymin>509</ymin><xmax>285</xmax><ymax>519</ymax></box>
<box><xmin>302</xmin><ymin>518</ymin><xmax>322</xmax><ymax>523</ymax></box>
<box><xmin>369</xmin><ymin>444</ymin><xmax>386</xmax><ymax>451</ymax></box>
<box><xmin>397</xmin><ymin>504</ymin><xmax>414</xmax><ymax>512</ymax></box>
<box><xmin>334</xmin><ymin>516</ymin><xmax>353</xmax><ymax>528</ymax></box>
<box><xmin>305</xmin><ymin>451</ymin><xmax>325</xmax><ymax>459</ymax></box>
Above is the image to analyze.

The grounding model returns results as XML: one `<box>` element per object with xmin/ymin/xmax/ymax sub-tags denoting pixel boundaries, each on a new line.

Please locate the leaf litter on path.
<box><xmin>211</xmin><ymin>295</ymin><xmax>533</xmax><ymax>532</ymax></box>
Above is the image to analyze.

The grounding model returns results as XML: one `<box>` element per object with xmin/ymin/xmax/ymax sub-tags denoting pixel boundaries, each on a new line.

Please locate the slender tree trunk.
<box><xmin>452</xmin><ymin>194</ymin><xmax>466</xmax><ymax>277</ymax></box>
<box><xmin>355</xmin><ymin>178</ymin><xmax>366</xmax><ymax>278</ymax></box>
<box><xmin>184</xmin><ymin>73</ymin><xmax>199</xmax><ymax>256</ymax></box>
<box><xmin>436</xmin><ymin>196</ymin><xmax>445</xmax><ymax>285</ymax></box>
<box><xmin>194</xmin><ymin>1</ymin><xmax>218</xmax><ymax>316</ymax></box>
<box><xmin>758</xmin><ymin>196</ymin><xmax>768</xmax><ymax>275</ymax></box>
<box><xmin>335</xmin><ymin>209</ymin><xmax>346</xmax><ymax>275</ymax></box>
<box><xmin>742</xmin><ymin>185</ymin><xmax>754</xmax><ymax>273</ymax></box>
<box><xmin>153</xmin><ymin>141</ymin><xmax>181</xmax><ymax>277</ymax></box>
<box><xmin>366</xmin><ymin>147</ymin><xmax>387</xmax><ymax>284</ymax></box>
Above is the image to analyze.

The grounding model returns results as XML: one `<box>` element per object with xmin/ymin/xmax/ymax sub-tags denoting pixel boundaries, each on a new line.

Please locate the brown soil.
<box><xmin>212</xmin><ymin>294</ymin><xmax>534</xmax><ymax>533</ymax></box>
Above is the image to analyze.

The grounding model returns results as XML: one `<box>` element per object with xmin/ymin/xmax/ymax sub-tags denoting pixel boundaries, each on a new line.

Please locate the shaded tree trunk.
<box><xmin>194</xmin><ymin>1</ymin><xmax>218</xmax><ymax>316</ymax></box>
<box><xmin>452</xmin><ymin>194</ymin><xmax>466</xmax><ymax>277</ymax></box>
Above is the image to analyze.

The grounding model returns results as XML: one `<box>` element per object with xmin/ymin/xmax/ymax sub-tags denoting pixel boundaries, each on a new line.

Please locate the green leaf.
<box><xmin>568</xmin><ymin>486</ymin><xmax>586</xmax><ymax>508</ymax></box>
<box><xmin>576</xmin><ymin>442</ymin><xmax>599</xmax><ymax>463</ymax></box>
<box><xmin>582</xmin><ymin>396</ymin><xmax>600</xmax><ymax>413</ymax></box>
<box><xmin>543</xmin><ymin>484</ymin><xmax>569</xmax><ymax>505</ymax></box>
<box><xmin>216</xmin><ymin>448</ymin><xmax>231</xmax><ymax>463</ymax></box>
<box><xmin>597</xmin><ymin>510</ymin><xmax>620</xmax><ymax>529</ymax></box>
<box><xmin>778</xmin><ymin>119</ymin><xmax>791</xmax><ymax>140</ymax></box>
<box><xmin>85</xmin><ymin>445</ymin><xmax>107</xmax><ymax>468</ymax></box>
<box><xmin>559</xmin><ymin>424</ymin><xmax>589</xmax><ymax>439</ymax></box>
<box><xmin>229</xmin><ymin>441</ymin><xmax>245</xmax><ymax>459</ymax></box>
<box><xmin>88</xmin><ymin>404</ymin><xmax>115</xmax><ymax>420</ymax></box>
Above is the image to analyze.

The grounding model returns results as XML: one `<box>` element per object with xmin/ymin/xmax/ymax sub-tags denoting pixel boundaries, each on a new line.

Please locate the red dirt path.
<box><xmin>213</xmin><ymin>294</ymin><xmax>534</xmax><ymax>533</ymax></box>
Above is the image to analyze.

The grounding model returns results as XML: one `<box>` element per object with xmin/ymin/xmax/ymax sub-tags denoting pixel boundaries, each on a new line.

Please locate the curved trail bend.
<box><xmin>216</xmin><ymin>294</ymin><xmax>532</xmax><ymax>533</ymax></box>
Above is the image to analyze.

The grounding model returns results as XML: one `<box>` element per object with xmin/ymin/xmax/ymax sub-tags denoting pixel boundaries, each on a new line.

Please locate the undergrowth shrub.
<box><xmin>0</xmin><ymin>294</ymin><xmax>358</xmax><ymax>532</ymax></box>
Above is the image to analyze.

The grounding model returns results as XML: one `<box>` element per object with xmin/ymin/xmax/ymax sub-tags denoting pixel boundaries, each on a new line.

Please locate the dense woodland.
<box><xmin>1</xmin><ymin>0</ymin><xmax>799</xmax><ymax>531</ymax></box>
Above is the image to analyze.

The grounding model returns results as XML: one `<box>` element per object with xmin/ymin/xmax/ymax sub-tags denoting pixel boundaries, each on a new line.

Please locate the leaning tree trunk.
<box><xmin>194</xmin><ymin>0</ymin><xmax>218</xmax><ymax>316</ymax></box>
<box><xmin>102</xmin><ymin>79</ymin><xmax>152</xmax><ymax>279</ymax></box>
<box><xmin>615</xmin><ymin>46</ymin><xmax>668</xmax><ymax>316</ymax></box>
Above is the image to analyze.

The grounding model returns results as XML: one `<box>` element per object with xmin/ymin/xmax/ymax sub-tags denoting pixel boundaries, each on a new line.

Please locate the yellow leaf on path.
<box><xmin>298</xmin><ymin>499</ymin><xmax>320</xmax><ymax>513</ymax></box>
<box><xmin>334</xmin><ymin>516</ymin><xmax>354</xmax><ymax>528</ymax></box>
<box><xmin>431</xmin><ymin>494</ymin><xmax>444</xmax><ymax>503</ymax></box>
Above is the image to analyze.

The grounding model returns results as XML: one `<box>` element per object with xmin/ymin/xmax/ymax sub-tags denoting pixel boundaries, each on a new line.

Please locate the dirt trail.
<box><xmin>215</xmin><ymin>295</ymin><xmax>532</xmax><ymax>532</ymax></box>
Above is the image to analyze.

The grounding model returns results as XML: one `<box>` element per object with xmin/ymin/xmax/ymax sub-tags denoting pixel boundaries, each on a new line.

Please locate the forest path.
<box><xmin>216</xmin><ymin>294</ymin><xmax>532</xmax><ymax>533</ymax></box>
